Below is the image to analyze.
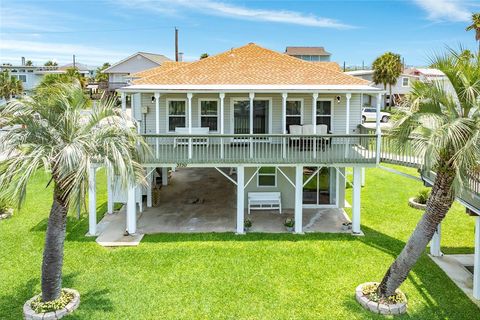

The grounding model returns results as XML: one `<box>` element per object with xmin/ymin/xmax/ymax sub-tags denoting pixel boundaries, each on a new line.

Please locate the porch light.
<box><xmin>151</xmin><ymin>96</ymin><xmax>155</xmax><ymax>103</ymax></box>
<box><xmin>336</xmin><ymin>95</ymin><xmax>341</xmax><ymax>103</ymax></box>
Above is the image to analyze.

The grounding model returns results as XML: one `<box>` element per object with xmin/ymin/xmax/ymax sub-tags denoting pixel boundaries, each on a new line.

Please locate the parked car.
<box><xmin>362</xmin><ymin>107</ymin><xmax>390</xmax><ymax>123</ymax></box>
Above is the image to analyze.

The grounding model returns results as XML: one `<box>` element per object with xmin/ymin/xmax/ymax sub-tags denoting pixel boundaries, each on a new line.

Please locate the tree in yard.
<box><xmin>0</xmin><ymin>70</ymin><xmax>23</xmax><ymax>101</ymax></box>
<box><xmin>44</xmin><ymin>60</ymin><xmax>58</xmax><ymax>67</ymax></box>
<box><xmin>372</xmin><ymin>52</ymin><xmax>403</xmax><ymax>109</ymax></box>
<box><xmin>95</xmin><ymin>62</ymin><xmax>111</xmax><ymax>83</ymax></box>
<box><xmin>466</xmin><ymin>13</ymin><xmax>480</xmax><ymax>52</ymax></box>
<box><xmin>0</xmin><ymin>83</ymin><xmax>150</xmax><ymax>302</ymax></box>
<box><xmin>25</xmin><ymin>60</ymin><xmax>33</xmax><ymax>66</ymax></box>
<box><xmin>375</xmin><ymin>49</ymin><xmax>480</xmax><ymax>298</ymax></box>
<box><xmin>38</xmin><ymin>67</ymin><xmax>86</xmax><ymax>89</ymax></box>
<box><xmin>200</xmin><ymin>53</ymin><xmax>209</xmax><ymax>59</ymax></box>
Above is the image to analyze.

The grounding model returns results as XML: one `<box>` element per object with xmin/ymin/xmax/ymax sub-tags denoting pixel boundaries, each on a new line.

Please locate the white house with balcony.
<box><xmin>87</xmin><ymin>43</ymin><xmax>383</xmax><ymax>239</ymax></box>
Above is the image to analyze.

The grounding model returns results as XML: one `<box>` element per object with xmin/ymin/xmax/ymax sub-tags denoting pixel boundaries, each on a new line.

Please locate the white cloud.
<box><xmin>0</xmin><ymin>39</ymin><xmax>129</xmax><ymax>66</ymax></box>
<box><xmin>413</xmin><ymin>0</ymin><xmax>471</xmax><ymax>22</ymax></box>
<box><xmin>115</xmin><ymin>0</ymin><xmax>355</xmax><ymax>29</ymax></box>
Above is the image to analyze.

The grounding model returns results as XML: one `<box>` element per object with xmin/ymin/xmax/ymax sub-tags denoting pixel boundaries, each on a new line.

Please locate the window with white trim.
<box><xmin>316</xmin><ymin>100</ymin><xmax>332</xmax><ymax>132</ymax></box>
<box><xmin>200</xmin><ymin>100</ymin><xmax>218</xmax><ymax>131</ymax></box>
<box><xmin>257</xmin><ymin>167</ymin><xmax>277</xmax><ymax>187</ymax></box>
<box><xmin>286</xmin><ymin>100</ymin><xmax>302</xmax><ymax>132</ymax></box>
<box><xmin>168</xmin><ymin>100</ymin><xmax>186</xmax><ymax>131</ymax></box>
<box><xmin>402</xmin><ymin>77</ymin><xmax>409</xmax><ymax>87</ymax></box>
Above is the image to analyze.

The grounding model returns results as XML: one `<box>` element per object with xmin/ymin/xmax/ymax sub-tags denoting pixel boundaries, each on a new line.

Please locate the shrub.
<box><xmin>244</xmin><ymin>218</ymin><xmax>252</xmax><ymax>228</ymax></box>
<box><xmin>0</xmin><ymin>197</ymin><xmax>10</xmax><ymax>214</ymax></box>
<box><xmin>414</xmin><ymin>189</ymin><xmax>430</xmax><ymax>204</ymax></box>
<box><xmin>31</xmin><ymin>289</ymin><xmax>74</xmax><ymax>313</ymax></box>
<box><xmin>284</xmin><ymin>218</ymin><xmax>294</xmax><ymax>228</ymax></box>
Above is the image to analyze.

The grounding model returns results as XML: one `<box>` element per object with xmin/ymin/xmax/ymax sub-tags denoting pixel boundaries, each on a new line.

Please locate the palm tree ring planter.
<box><xmin>23</xmin><ymin>289</ymin><xmax>80</xmax><ymax>320</ymax></box>
<box><xmin>408</xmin><ymin>198</ymin><xmax>427</xmax><ymax>210</ymax></box>
<box><xmin>355</xmin><ymin>282</ymin><xmax>407</xmax><ymax>315</ymax></box>
<box><xmin>0</xmin><ymin>208</ymin><xmax>13</xmax><ymax>220</ymax></box>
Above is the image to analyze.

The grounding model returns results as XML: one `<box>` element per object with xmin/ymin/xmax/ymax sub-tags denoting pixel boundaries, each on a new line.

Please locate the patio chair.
<box><xmin>301</xmin><ymin>124</ymin><xmax>315</xmax><ymax>150</ymax></box>
<box><xmin>289</xmin><ymin>125</ymin><xmax>302</xmax><ymax>148</ymax></box>
<box><xmin>316</xmin><ymin>124</ymin><xmax>330</xmax><ymax>150</ymax></box>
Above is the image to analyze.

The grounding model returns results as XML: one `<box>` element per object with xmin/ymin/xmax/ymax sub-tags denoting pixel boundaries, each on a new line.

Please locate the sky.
<box><xmin>0</xmin><ymin>0</ymin><xmax>479</xmax><ymax>68</ymax></box>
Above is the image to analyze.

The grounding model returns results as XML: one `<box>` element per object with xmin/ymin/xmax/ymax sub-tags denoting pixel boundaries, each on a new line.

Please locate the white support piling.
<box><xmin>352</xmin><ymin>167</ymin><xmax>362</xmax><ymax>234</ymax></box>
<box><xmin>126</xmin><ymin>183</ymin><xmax>137</xmax><ymax>234</ymax></box>
<box><xmin>236</xmin><ymin>166</ymin><xmax>245</xmax><ymax>234</ymax></box>
<box><xmin>294</xmin><ymin>165</ymin><xmax>303</xmax><ymax>234</ymax></box>
<box><xmin>88</xmin><ymin>166</ymin><xmax>97</xmax><ymax>236</ymax></box>
<box><xmin>473</xmin><ymin>216</ymin><xmax>480</xmax><ymax>299</ymax></box>
<box><xmin>430</xmin><ymin>223</ymin><xmax>443</xmax><ymax>257</ymax></box>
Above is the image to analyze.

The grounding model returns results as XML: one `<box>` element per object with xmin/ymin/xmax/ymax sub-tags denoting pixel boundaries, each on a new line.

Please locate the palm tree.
<box><xmin>95</xmin><ymin>62</ymin><xmax>111</xmax><ymax>83</ymax></box>
<box><xmin>376</xmin><ymin>49</ymin><xmax>480</xmax><ymax>298</ymax></box>
<box><xmin>372</xmin><ymin>52</ymin><xmax>403</xmax><ymax>109</ymax></box>
<box><xmin>0</xmin><ymin>83</ymin><xmax>150</xmax><ymax>302</ymax></box>
<box><xmin>44</xmin><ymin>60</ymin><xmax>58</xmax><ymax>67</ymax></box>
<box><xmin>466</xmin><ymin>13</ymin><xmax>480</xmax><ymax>52</ymax></box>
<box><xmin>0</xmin><ymin>70</ymin><xmax>23</xmax><ymax>101</ymax></box>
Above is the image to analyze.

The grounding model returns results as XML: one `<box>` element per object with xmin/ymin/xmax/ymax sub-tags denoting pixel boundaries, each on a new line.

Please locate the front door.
<box><xmin>233</xmin><ymin>99</ymin><xmax>269</xmax><ymax>135</ymax></box>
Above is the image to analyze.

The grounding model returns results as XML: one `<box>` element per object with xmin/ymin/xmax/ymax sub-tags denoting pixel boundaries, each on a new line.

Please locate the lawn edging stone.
<box><xmin>23</xmin><ymin>288</ymin><xmax>80</xmax><ymax>320</ymax></box>
<box><xmin>355</xmin><ymin>282</ymin><xmax>407</xmax><ymax>316</ymax></box>
<box><xmin>408</xmin><ymin>197</ymin><xmax>427</xmax><ymax>210</ymax></box>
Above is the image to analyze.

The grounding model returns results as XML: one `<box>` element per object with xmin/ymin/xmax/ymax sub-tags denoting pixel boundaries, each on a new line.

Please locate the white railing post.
<box><xmin>282</xmin><ymin>92</ymin><xmax>287</xmax><ymax>159</ymax></box>
<box><xmin>155</xmin><ymin>92</ymin><xmax>160</xmax><ymax>159</ymax></box>
<box><xmin>187</xmin><ymin>93</ymin><xmax>193</xmax><ymax>159</ymax></box>
<box><xmin>249</xmin><ymin>92</ymin><xmax>254</xmax><ymax>159</ymax></box>
<box><xmin>121</xmin><ymin>92</ymin><xmax>126</xmax><ymax>112</ymax></box>
<box><xmin>88</xmin><ymin>165</ymin><xmax>97</xmax><ymax>236</ymax></box>
<box><xmin>376</xmin><ymin>92</ymin><xmax>382</xmax><ymax>164</ymax></box>
<box><xmin>312</xmin><ymin>93</ymin><xmax>318</xmax><ymax>159</ymax></box>
<box><xmin>220</xmin><ymin>92</ymin><xmax>225</xmax><ymax>159</ymax></box>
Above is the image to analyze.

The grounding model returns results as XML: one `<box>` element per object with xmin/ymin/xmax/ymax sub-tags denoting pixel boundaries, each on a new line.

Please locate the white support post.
<box><xmin>312</xmin><ymin>93</ymin><xmax>319</xmax><ymax>159</ymax></box>
<box><xmin>162</xmin><ymin>167</ymin><xmax>168</xmax><ymax>186</ymax></box>
<box><xmin>121</xmin><ymin>92</ymin><xmax>126</xmax><ymax>112</ymax></box>
<box><xmin>345</xmin><ymin>93</ymin><xmax>352</xmax><ymax>134</ymax></box>
<box><xmin>352</xmin><ymin>167</ymin><xmax>362</xmax><ymax>234</ymax></box>
<box><xmin>187</xmin><ymin>93</ymin><xmax>193</xmax><ymax>159</ymax></box>
<box><xmin>126</xmin><ymin>182</ymin><xmax>137</xmax><ymax>234</ymax></box>
<box><xmin>107</xmin><ymin>169</ymin><xmax>113</xmax><ymax>214</ymax></box>
<box><xmin>154</xmin><ymin>92</ymin><xmax>160</xmax><ymax>158</ymax></box>
<box><xmin>146</xmin><ymin>171</ymin><xmax>152</xmax><ymax>208</ymax></box>
<box><xmin>282</xmin><ymin>93</ymin><xmax>287</xmax><ymax>159</ymax></box>
<box><xmin>249</xmin><ymin>92</ymin><xmax>254</xmax><ymax>158</ymax></box>
<box><xmin>88</xmin><ymin>166</ymin><xmax>97</xmax><ymax>236</ymax></box>
<box><xmin>236</xmin><ymin>166</ymin><xmax>245</xmax><ymax>234</ymax></box>
<box><xmin>361</xmin><ymin>167</ymin><xmax>366</xmax><ymax>187</ymax></box>
<box><xmin>473</xmin><ymin>216</ymin><xmax>480</xmax><ymax>299</ymax></box>
<box><xmin>430</xmin><ymin>223</ymin><xmax>443</xmax><ymax>257</ymax></box>
<box><xmin>295</xmin><ymin>165</ymin><xmax>303</xmax><ymax>234</ymax></box>
<box><xmin>220</xmin><ymin>92</ymin><xmax>225</xmax><ymax>159</ymax></box>
<box><xmin>376</xmin><ymin>93</ymin><xmax>382</xmax><ymax>164</ymax></box>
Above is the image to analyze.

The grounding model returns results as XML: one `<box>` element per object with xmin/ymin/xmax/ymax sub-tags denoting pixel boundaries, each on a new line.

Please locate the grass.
<box><xmin>0</xmin><ymin>165</ymin><xmax>478</xmax><ymax>319</ymax></box>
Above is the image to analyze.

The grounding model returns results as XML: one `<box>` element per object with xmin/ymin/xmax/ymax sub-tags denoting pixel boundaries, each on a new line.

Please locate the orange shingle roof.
<box><xmin>131</xmin><ymin>61</ymin><xmax>189</xmax><ymax>78</ymax></box>
<box><xmin>133</xmin><ymin>43</ymin><xmax>369</xmax><ymax>86</ymax></box>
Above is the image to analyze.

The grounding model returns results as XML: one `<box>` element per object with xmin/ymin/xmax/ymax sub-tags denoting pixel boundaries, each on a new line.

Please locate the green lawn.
<box><xmin>0</xmin><ymin>166</ymin><xmax>478</xmax><ymax>319</ymax></box>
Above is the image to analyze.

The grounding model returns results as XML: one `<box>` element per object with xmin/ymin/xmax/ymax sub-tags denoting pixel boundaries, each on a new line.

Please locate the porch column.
<box><xmin>295</xmin><ymin>165</ymin><xmax>303</xmax><ymax>234</ymax></box>
<box><xmin>146</xmin><ymin>171</ymin><xmax>153</xmax><ymax>208</ymax></box>
<box><xmin>236</xmin><ymin>165</ymin><xmax>245</xmax><ymax>234</ymax></box>
<box><xmin>121</xmin><ymin>92</ymin><xmax>126</xmax><ymax>112</ymax></box>
<box><xmin>282</xmin><ymin>93</ymin><xmax>287</xmax><ymax>158</ymax></box>
<box><xmin>126</xmin><ymin>182</ymin><xmax>137</xmax><ymax>234</ymax></box>
<box><xmin>312</xmin><ymin>93</ymin><xmax>318</xmax><ymax>132</ymax></box>
<box><xmin>474</xmin><ymin>216</ymin><xmax>480</xmax><ymax>299</ymax></box>
<box><xmin>249</xmin><ymin>92</ymin><xmax>254</xmax><ymax>158</ymax></box>
<box><xmin>376</xmin><ymin>93</ymin><xmax>382</xmax><ymax>164</ymax></box>
<box><xmin>345</xmin><ymin>93</ymin><xmax>351</xmax><ymax>134</ymax></box>
<box><xmin>162</xmin><ymin>167</ymin><xmax>168</xmax><ymax>186</ymax></box>
<box><xmin>107</xmin><ymin>169</ymin><xmax>113</xmax><ymax>214</ymax></box>
<box><xmin>352</xmin><ymin>167</ymin><xmax>362</xmax><ymax>234</ymax></box>
<box><xmin>154</xmin><ymin>92</ymin><xmax>160</xmax><ymax>158</ymax></box>
<box><xmin>88</xmin><ymin>165</ymin><xmax>97</xmax><ymax>236</ymax></box>
<box><xmin>430</xmin><ymin>223</ymin><xmax>442</xmax><ymax>257</ymax></box>
<box><xmin>187</xmin><ymin>93</ymin><xmax>193</xmax><ymax>159</ymax></box>
<box><xmin>219</xmin><ymin>92</ymin><xmax>225</xmax><ymax>159</ymax></box>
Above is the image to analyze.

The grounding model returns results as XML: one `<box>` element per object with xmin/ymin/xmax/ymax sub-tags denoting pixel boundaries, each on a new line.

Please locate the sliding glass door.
<box><xmin>233</xmin><ymin>100</ymin><xmax>269</xmax><ymax>134</ymax></box>
<box><xmin>303</xmin><ymin>167</ymin><xmax>336</xmax><ymax>206</ymax></box>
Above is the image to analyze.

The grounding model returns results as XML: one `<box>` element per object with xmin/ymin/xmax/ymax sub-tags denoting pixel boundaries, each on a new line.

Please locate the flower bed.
<box><xmin>0</xmin><ymin>208</ymin><xmax>13</xmax><ymax>220</ymax></box>
<box><xmin>23</xmin><ymin>288</ymin><xmax>80</xmax><ymax>320</ymax></box>
<box><xmin>408</xmin><ymin>197</ymin><xmax>427</xmax><ymax>210</ymax></box>
<box><xmin>355</xmin><ymin>282</ymin><xmax>407</xmax><ymax>315</ymax></box>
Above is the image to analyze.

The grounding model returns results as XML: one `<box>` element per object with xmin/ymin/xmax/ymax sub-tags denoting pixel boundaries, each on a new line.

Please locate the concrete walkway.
<box><xmin>430</xmin><ymin>254</ymin><xmax>480</xmax><ymax>307</ymax></box>
<box><xmin>95</xmin><ymin>167</ymin><xmax>352</xmax><ymax>246</ymax></box>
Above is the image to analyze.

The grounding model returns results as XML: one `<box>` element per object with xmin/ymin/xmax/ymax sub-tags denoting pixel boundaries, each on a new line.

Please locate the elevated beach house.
<box><xmin>87</xmin><ymin>43</ymin><xmax>383</xmax><ymax>236</ymax></box>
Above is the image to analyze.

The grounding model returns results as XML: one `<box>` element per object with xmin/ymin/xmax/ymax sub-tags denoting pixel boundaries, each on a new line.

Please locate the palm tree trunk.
<box><xmin>377</xmin><ymin>168</ymin><xmax>455</xmax><ymax>297</ymax></box>
<box><xmin>41</xmin><ymin>187</ymin><xmax>68</xmax><ymax>301</ymax></box>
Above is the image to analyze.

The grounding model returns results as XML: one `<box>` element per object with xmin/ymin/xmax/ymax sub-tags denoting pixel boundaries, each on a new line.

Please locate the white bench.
<box><xmin>173</xmin><ymin>127</ymin><xmax>210</xmax><ymax>148</ymax></box>
<box><xmin>248</xmin><ymin>192</ymin><xmax>282</xmax><ymax>214</ymax></box>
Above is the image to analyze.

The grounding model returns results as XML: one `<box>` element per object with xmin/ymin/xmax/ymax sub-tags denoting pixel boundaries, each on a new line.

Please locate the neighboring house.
<box><xmin>102</xmin><ymin>52</ymin><xmax>172</xmax><ymax>92</ymax></box>
<box><xmin>285</xmin><ymin>46</ymin><xmax>331</xmax><ymax>62</ymax></box>
<box><xmin>58</xmin><ymin>62</ymin><xmax>96</xmax><ymax>78</ymax></box>
<box><xmin>87</xmin><ymin>43</ymin><xmax>383</xmax><ymax>238</ymax></box>
<box><xmin>346</xmin><ymin>69</ymin><xmax>420</xmax><ymax>107</ymax></box>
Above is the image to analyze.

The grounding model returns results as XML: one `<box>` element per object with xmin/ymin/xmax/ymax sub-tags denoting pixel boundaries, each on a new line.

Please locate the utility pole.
<box><xmin>73</xmin><ymin>54</ymin><xmax>76</xmax><ymax>68</ymax></box>
<box><xmin>175</xmin><ymin>27</ymin><xmax>179</xmax><ymax>62</ymax></box>
<box><xmin>343</xmin><ymin>61</ymin><xmax>346</xmax><ymax>72</ymax></box>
